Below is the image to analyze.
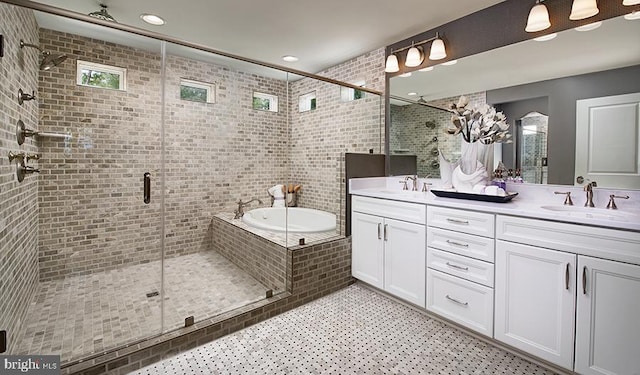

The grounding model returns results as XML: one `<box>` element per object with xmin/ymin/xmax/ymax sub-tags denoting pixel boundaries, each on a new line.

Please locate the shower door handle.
<box><xmin>143</xmin><ymin>172</ymin><xmax>151</xmax><ymax>204</ymax></box>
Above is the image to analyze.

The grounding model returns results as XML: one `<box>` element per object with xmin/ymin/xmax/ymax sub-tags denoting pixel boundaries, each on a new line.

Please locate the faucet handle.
<box><xmin>606</xmin><ymin>195</ymin><xmax>629</xmax><ymax>210</ymax></box>
<box><xmin>554</xmin><ymin>191</ymin><xmax>574</xmax><ymax>206</ymax></box>
<box><xmin>399</xmin><ymin>180</ymin><xmax>408</xmax><ymax>190</ymax></box>
<box><xmin>422</xmin><ymin>182</ymin><xmax>432</xmax><ymax>192</ymax></box>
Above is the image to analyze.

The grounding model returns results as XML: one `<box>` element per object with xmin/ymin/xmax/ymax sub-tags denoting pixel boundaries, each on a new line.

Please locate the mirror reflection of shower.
<box><xmin>19</xmin><ymin>39</ymin><xmax>68</xmax><ymax>70</ymax></box>
<box><xmin>517</xmin><ymin>111</ymin><xmax>548</xmax><ymax>184</ymax></box>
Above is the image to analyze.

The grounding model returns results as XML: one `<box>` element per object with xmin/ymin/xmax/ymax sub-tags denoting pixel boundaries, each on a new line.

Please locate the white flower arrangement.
<box><xmin>446</xmin><ymin>95</ymin><xmax>512</xmax><ymax>144</ymax></box>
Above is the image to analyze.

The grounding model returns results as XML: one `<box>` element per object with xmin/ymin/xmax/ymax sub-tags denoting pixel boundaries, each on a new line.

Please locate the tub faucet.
<box><xmin>234</xmin><ymin>198</ymin><xmax>263</xmax><ymax>219</ymax></box>
<box><xmin>584</xmin><ymin>181</ymin><xmax>597</xmax><ymax>207</ymax></box>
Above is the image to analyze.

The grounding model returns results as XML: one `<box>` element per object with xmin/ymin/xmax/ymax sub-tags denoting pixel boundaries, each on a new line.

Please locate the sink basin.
<box><xmin>539</xmin><ymin>205</ymin><xmax>639</xmax><ymax>221</ymax></box>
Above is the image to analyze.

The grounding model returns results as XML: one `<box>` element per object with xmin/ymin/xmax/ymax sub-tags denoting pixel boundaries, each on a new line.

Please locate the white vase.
<box><xmin>452</xmin><ymin>142</ymin><xmax>491</xmax><ymax>192</ymax></box>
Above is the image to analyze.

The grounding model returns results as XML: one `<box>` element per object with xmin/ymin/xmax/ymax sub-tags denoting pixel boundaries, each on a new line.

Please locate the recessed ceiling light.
<box><xmin>282</xmin><ymin>55</ymin><xmax>299</xmax><ymax>62</ymax></box>
<box><xmin>407</xmin><ymin>92</ymin><xmax>417</xmax><ymax>96</ymax></box>
<box><xmin>140</xmin><ymin>14</ymin><xmax>165</xmax><ymax>25</ymax></box>
<box><xmin>399</xmin><ymin>72</ymin><xmax>412</xmax><ymax>77</ymax></box>
<box><xmin>441</xmin><ymin>60</ymin><xmax>457</xmax><ymax>66</ymax></box>
<box><xmin>575</xmin><ymin>21</ymin><xmax>602</xmax><ymax>31</ymax></box>
<box><xmin>419</xmin><ymin>66</ymin><xmax>434</xmax><ymax>72</ymax></box>
<box><xmin>534</xmin><ymin>33</ymin><xmax>557</xmax><ymax>41</ymax></box>
<box><xmin>624</xmin><ymin>11</ymin><xmax>640</xmax><ymax>20</ymax></box>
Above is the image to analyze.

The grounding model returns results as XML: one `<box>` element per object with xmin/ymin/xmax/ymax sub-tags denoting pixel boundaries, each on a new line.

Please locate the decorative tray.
<box><xmin>430</xmin><ymin>189</ymin><xmax>518</xmax><ymax>203</ymax></box>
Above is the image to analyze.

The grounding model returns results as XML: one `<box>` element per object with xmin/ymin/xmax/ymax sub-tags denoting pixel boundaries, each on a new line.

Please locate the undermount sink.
<box><xmin>539</xmin><ymin>205</ymin><xmax>638</xmax><ymax>221</ymax></box>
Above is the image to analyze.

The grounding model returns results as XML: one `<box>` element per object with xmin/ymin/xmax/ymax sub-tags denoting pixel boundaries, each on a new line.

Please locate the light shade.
<box><xmin>525</xmin><ymin>2</ymin><xmax>551</xmax><ymax>32</ymax></box>
<box><xmin>623</xmin><ymin>0</ymin><xmax>640</xmax><ymax>5</ymax></box>
<box><xmin>570</xmin><ymin>0</ymin><xmax>599</xmax><ymax>20</ymax></box>
<box><xmin>428</xmin><ymin>38</ymin><xmax>446</xmax><ymax>60</ymax></box>
<box><xmin>405</xmin><ymin>46</ymin><xmax>424</xmax><ymax>67</ymax></box>
<box><xmin>385</xmin><ymin>54</ymin><xmax>399</xmax><ymax>73</ymax></box>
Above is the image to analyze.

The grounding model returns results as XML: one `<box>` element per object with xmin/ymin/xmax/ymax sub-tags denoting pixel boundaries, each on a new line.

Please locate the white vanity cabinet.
<box><xmin>351</xmin><ymin>196</ymin><xmax>426</xmax><ymax>307</ymax></box>
<box><xmin>426</xmin><ymin>206</ymin><xmax>495</xmax><ymax>337</ymax></box>
<box><xmin>495</xmin><ymin>215</ymin><xmax>640</xmax><ymax>373</ymax></box>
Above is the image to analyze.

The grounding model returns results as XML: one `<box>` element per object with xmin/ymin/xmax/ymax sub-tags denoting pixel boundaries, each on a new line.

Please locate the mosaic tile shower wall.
<box><xmin>289</xmin><ymin>48</ymin><xmax>385</xmax><ymax>234</ymax></box>
<box><xmin>390</xmin><ymin>91</ymin><xmax>486</xmax><ymax>177</ymax></box>
<box><xmin>0</xmin><ymin>3</ymin><xmax>40</xmax><ymax>354</ymax></box>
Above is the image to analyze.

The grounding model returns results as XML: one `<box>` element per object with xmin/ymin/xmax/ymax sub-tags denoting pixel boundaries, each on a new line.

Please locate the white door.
<box><xmin>575</xmin><ymin>92</ymin><xmax>640</xmax><ymax>189</ymax></box>
<box><xmin>384</xmin><ymin>218</ymin><xmax>426</xmax><ymax>307</ymax></box>
<box><xmin>575</xmin><ymin>256</ymin><xmax>640</xmax><ymax>375</ymax></box>
<box><xmin>494</xmin><ymin>241</ymin><xmax>576</xmax><ymax>370</ymax></box>
<box><xmin>351</xmin><ymin>212</ymin><xmax>384</xmax><ymax>289</ymax></box>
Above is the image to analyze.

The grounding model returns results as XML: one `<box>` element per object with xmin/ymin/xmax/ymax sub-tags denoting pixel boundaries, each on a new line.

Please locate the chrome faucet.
<box><xmin>405</xmin><ymin>175</ymin><xmax>418</xmax><ymax>191</ymax></box>
<box><xmin>584</xmin><ymin>181</ymin><xmax>597</xmax><ymax>207</ymax></box>
<box><xmin>422</xmin><ymin>175</ymin><xmax>432</xmax><ymax>192</ymax></box>
<box><xmin>234</xmin><ymin>198</ymin><xmax>263</xmax><ymax>219</ymax></box>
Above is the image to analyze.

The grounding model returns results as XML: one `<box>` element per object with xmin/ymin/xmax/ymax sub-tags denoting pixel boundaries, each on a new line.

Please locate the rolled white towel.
<box><xmin>268</xmin><ymin>185</ymin><xmax>286</xmax><ymax>207</ymax></box>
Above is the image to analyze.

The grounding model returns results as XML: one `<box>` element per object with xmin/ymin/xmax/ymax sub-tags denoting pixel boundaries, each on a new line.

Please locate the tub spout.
<box><xmin>234</xmin><ymin>198</ymin><xmax>263</xmax><ymax>219</ymax></box>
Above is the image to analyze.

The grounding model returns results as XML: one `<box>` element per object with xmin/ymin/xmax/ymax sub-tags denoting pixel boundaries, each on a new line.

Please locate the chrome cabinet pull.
<box><xmin>143</xmin><ymin>172</ymin><xmax>151</xmax><ymax>204</ymax></box>
<box><xmin>383</xmin><ymin>224</ymin><xmax>388</xmax><ymax>241</ymax></box>
<box><xmin>565</xmin><ymin>263</ymin><xmax>570</xmax><ymax>290</ymax></box>
<box><xmin>446</xmin><ymin>240</ymin><xmax>469</xmax><ymax>248</ymax></box>
<box><xmin>446</xmin><ymin>262</ymin><xmax>469</xmax><ymax>271</ymax></box>
<box><xmin>445</xmin><ymin>295</ymin><xmax>469</xmax><ymax>306</ymax></box>
<box><xmin>446</xmin><ymin>218</ymin><xmax>469</xmax><ymax>225</ymax></box>
<box><xmin>377</xmin><ymin>223</ymin><xmax>382</xmax><ymax>240</ymax></box>
<box><xmin>582</xmin><ymin>266</ymin><xmax>587</xmax><ymax>295</ymax></box>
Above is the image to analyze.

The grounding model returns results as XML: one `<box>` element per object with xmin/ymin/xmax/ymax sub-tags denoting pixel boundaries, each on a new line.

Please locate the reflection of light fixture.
<box><xmin>533</xmin><ymin>33</ymin><xmax>557</xmax><ymax>41</ymax></box>
<box><xmin>419</xmin><ymin>66</ymin><xmax>434</xmax><ymax>72</ymax></box>
<box><xmin>88</xmin><ymin>4</ymin><xmax>117</xmax><ymax>22</ymax></box>
<box><xmin>526</xmin><ymin>0</ymin><xmax>551</xmax><ymax>32</ymax></box>
<box><xmin>282</xmin><ymin>55</ymin><xmax>299</xmax><ymax>62</ymax></box>
<box><xmin>140</xmin><ymin>14</ymin><xmax>165</xmax><ymax>25</ymax></box>
<box><xmin>570</xmin><ymin>0</ymin><xmax>599</xmax><ymax>20</ymax></box>
<box><xmin>575</xmin><ymin>21</ymin><xmax>602</xmax><ymax>31</ymax></box>
<box><xmin>385</xmin><ymin>32</ymin><xmax>447</xmax><ymax>73</ymax></box>
<box><xmin>623</xmin><ymin>0</ymin><xmax>640</xmax><ymax>5</ymax></box>
<box><xmin>399</xmin><ymin>72</ymin><xmax>412</xmax><ymax>77</ymax></box>
<box><xmin>441</xmin><ymin>60</ymin><xmax>457</xmax><ymax>66</ymax></box>
<box><xmin>407</xmin><ymin>92</ymin><xmax>417</xmax><ymax>96</ymax></box>
<box><xmin>625</xmin><ymin>11</ymin><xmax>640</xmax><ymax>20</ymax></box>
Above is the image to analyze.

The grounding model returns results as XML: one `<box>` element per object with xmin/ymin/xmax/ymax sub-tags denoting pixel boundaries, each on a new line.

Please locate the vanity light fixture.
<box><xmin>575</xmin><ymin>21</ymin><xmax>602</xmax><ymax>31</ymax></box>
<box><xmin>533</xmin><ymin>33</ymin><xmax>557</xmax><ymax>41</ymax></box>
<box><xmin>623</xmin><ymin>0</ymin><xmax>640</xmax><ymax>5</ymax></box>
<box><xmin>385</xmin><ymin>32</ymin><xmax>447</xmax><ymax>73</ymax></box>
<box><xmin>570</xmin><ymin>0</ymin><xmax>599</xmax><ymax>20</ymax></box>
<box><xmin>140</xmin><ymin>14</ymin><xmax>165</xmax><ymax>26</ymax></box>
<box><xmin>525</xmin><ymin>0</ymin><xmax>551</xmax><ymax>32</ymax></box>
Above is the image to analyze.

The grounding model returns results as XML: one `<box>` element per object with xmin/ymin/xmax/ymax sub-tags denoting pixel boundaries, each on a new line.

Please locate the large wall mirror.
<box><xmin>389</xmin><ymin>15</ymin><xmax>640</xmax><ymax>189</ymax></box>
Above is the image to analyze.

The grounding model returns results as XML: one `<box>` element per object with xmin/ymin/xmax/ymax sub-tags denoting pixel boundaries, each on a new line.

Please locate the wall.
<box><xmin>390</xmin><ymin>92</ymin><xmax>486</xmax><ymax>177</ymax></box>
<box><xmin>0</xmin><ymin>2</ymin><xmax>40</xmax><ymax>354</ymax></box>
<box><xmin>488</xmin><ymin>65</ymin><xmax>640</xmax><ymax>185</ymax></box>
<box><xmin>289</xmin><ymin>48</ymin><xmax>385</xmax><ymax>234</ymax></box>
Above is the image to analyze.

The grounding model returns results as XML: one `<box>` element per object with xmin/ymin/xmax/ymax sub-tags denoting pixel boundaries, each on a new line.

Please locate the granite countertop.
<box><xmin>349</xmin><ymin>177</ymin><xmax>640</xmax><ymax>232</ymax></box>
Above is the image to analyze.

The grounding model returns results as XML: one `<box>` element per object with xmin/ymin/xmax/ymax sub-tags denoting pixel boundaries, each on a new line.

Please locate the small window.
<box><xmin>180</xmin><ymin>78</ymin><xmax>215</xmax><ymax>104</ymax></box>
<box><xmin>298</xmin><ymin>91</ymin><xmax>317</xmax><ymax>112</ymax></box>
<box><xmin>340</xmin><ymin>80</ymin><xmax>365</xmax><ymax>102</ymax></box>
<box><xmin>252</xmin><ymin>92</ymin><xmax>278</xmax><ymax>112</ymax></box>
<box><xmin>77</xmin><ymin>60</ymin><xmax>126</xmax><ymax>91</ymax></box>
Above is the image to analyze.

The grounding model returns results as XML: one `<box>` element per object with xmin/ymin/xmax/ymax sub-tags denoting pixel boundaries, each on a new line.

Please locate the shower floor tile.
<box><xmin>13</xmin><ymin>251</ymin><xmax>268</xmax><ymax>364</ymax></box>
<box><xmin>133</xmin><ymin>283</ymin><xmax>560</xmax><ymax>375</ymax></box>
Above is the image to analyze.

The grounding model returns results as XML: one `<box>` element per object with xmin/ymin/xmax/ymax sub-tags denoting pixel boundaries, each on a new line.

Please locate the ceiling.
<box><xmin>29</xmin><ymin>0</ymin><xmax>504</xmax><ymax>75</ymax></box>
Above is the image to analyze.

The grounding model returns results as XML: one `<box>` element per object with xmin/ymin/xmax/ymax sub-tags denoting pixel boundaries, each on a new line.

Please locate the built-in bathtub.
<box><xmin>242</xmin><ymin>207</ymin><xmax>337</xmax><ymax>233</ymax></box>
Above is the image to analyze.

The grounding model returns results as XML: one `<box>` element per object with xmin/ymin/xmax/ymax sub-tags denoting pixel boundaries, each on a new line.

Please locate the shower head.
<box><xmin>417</xmin><ymin>96</ymin><xmax>427</xmax><ymax>104</ymax></box>
<box><xmin>40</xmin><ymin>51</ymin><xmax>68</xmax><ymax>71</ymax></box>
<box><xmin>89</xmin><ymin>4</ymin><xmax>117</xmax><ymax>22</ymax></box>
<box><xmin>19</xmin><ymin>39</ymin><xmax>68</xmax><ymax>71</ymax></box>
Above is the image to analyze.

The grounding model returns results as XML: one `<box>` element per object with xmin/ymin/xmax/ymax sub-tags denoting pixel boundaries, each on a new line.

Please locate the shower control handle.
<box><xmin>143</xmin><ymin>172</ymin><xmax>151</xmax><ymax>204</ymax></box>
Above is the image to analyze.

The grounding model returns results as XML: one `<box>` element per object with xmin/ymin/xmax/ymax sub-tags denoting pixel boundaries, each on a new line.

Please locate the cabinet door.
<box><xmin>384</xmin><ymin>218</ymin><xmax>426</xmax><ymax>307</ymax></box>
<box><xmin>494</xmin><ymin>241</ymin><xmax>576</xmax><ymax>370</ymax></box>
<box><xmin>351</xmin><ymin>212</ymin><xmax>384</xmax><ymax>289</ymax></box>
<box><xmin>575</xmin><ymin>256</ymin><xmax>640</xmax><ymax>375</ymax></box>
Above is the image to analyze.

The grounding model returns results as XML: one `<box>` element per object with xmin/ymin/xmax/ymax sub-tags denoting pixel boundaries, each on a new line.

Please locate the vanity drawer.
<box><xmin>427</xmin><ymin>227</ymin><xmax>495</xmax><ymax>263</ymax></box>
<box><xmin>427</xmin><ymin>206</ymin><xmax>495</xmax><ymax>237</ymax></box>
<box><xmin>352</xmin><ymin>195</ymin><xmax>426</xmax><ymax>224</ymax></box>
<box><xmin>426</xmin><ymin>268</ymin><xmax>494</xmax><ymax>337</ymax></box>
<box><xmin>427</xmin><ymin>247</ymin><xmax>494</xmax><ymax>287</ymax></box>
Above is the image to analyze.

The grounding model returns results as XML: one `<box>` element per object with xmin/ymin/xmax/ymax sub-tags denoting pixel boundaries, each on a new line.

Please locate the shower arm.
<box><xmin>19</xmin><ymin>40</ymin><xmax>45</xmax><ymax>54</ymax></box>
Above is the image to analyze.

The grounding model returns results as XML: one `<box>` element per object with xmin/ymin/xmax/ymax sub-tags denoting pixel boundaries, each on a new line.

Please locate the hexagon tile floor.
<box><xmin>132</xmin><ymin>283</ymin><xmax>559</xmax><ymax>375</ymax></box>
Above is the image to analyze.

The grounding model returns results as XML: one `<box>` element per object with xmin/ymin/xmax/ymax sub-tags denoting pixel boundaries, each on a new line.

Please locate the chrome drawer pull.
<box><xmin>446</xmin><ymin>218</ymin><xmax>469</xmax><ymax>225</ymax></box>
<box><xmin>446</xmin><ymin>262</ymin><xmax>469</xmax><ymax>271</ymax></box>
<box><xmin>377</xmin><ymin>223</ymin><xmax>382</xmax><ymax>240</ymax></box>
<box><xmin>582</xmin><ymin>266</ymin><xmax>587</xmax><ymax>295</ymax></box>
<box><xmin>383</xmin><ymin>224</ymin><xmax>388</xmax><ymax>241</ymax></box>
<box><xmin>565</xmin><ymin>263</ymin><xmax>570</xmax><ymax>290</ymax></box>
<box><xmin>446</xmin><ymin>240</ymin><xmax>469</xmax><ymax>248</ymax></box>
<box><xmin>445</xmin><ymin>295</ymin><xmax>469</xmax><ymax>306</ymax></box>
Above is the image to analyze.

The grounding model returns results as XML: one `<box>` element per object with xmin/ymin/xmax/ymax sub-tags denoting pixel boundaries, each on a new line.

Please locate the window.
<box><xmin>76</xmin><ymin>60</ymin><xmax>126</xmax><ymax>91</ymax></box>
<box><xmin>340</xmin><ymin>80</ymin><xmax>366</xmax><ymax>102</ymax></box>
<box><xmin>252</xmin><ymin>92</ymin><xmax>278</xmax><ymax>112</ymax></box>
<box><xmin>298</xmin><ymin>91</ymin><xmax>317</xmax><ymax>112</ymax></box>
<box><xmin>180</xmin><ymin>78</ymin><xmax>215</xmax><ymax>104</ymax></box>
